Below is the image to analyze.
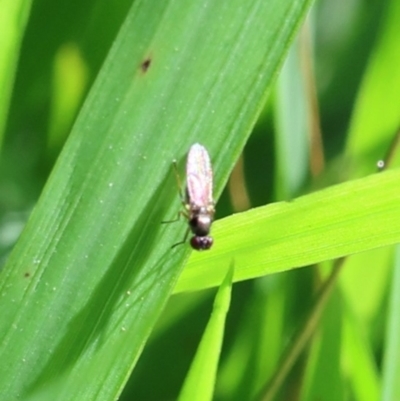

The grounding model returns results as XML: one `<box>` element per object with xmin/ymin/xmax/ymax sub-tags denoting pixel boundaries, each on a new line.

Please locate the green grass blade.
<box><xmin>342</xmin><ymin>304</ymin><xmax>380</xmax><ymax>401</ymax></box>
<box><xmin>216</xmin><ymin>274</ymin><xmax>288</xmax><ymax>400</ymax></box>
<box><xmin>177</xmin><ymin>169</ymin><xmax>400</xmax><ymax>292</ymax></box>
<box><xmin>339</xmin><ymin>247</ymin><xmax>392</xmax><ymax>324</ymax></box>
<box><xmin>0</xmin><ymin>0</ymin><xmax>312</xmax><ymax>399</ymax></box>
<box><xmin>346</xmin><ymin>0</ymin><xmax>400</xmax><ymax>173</ymax></box>
<box><xmin>274</xmin><ymin>38</ymin><xmax>310</xmax><ymax>198</ymax></box>
<box><xmin>0</xmin><ymin>0</ymin><xmax>32</xmax><ymax>146</ymax></box>
<box><xmin>382</xmin><ymin>246</ymin><xmax>400</xmax><ymax>401</ymax></box>
<box><xmin>178</xmin><ymin>266</ymin><xmax>233</xmax><ymax>401</ymax></box>
<box><xmin>300</xmin><ymin>291</ymin><xmax>344</xmax><ymax>401</ymax></box>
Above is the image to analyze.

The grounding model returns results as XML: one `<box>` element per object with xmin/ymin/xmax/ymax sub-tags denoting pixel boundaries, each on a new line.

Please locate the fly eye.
<box><xmin>190</xmin><ymin>236</ymin><xmax>213</xmax><ymax>250</ymax></box>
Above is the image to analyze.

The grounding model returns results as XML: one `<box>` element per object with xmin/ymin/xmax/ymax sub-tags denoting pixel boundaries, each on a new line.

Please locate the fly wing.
<box><xmin>186</xmin><ymin>143</ymin><xmax>213</xmax><ymax>207</ymax></box>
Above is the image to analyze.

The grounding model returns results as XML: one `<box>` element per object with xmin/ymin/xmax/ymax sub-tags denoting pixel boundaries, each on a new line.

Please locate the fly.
<box><xmin>164</xmin><ymin>143</ymin><xmax>215</xmax><ymax>250</ymax></box>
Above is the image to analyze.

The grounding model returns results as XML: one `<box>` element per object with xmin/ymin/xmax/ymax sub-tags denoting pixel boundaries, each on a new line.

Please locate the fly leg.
<box><xmin>162</xmin><ymin>159</ymin><xmax>191</xmax><ymax>248</ymax></box>
<box><xmin>170</xmin><ymin>227</ymin><xmax>190</xmax><ymax>249</ymax></box>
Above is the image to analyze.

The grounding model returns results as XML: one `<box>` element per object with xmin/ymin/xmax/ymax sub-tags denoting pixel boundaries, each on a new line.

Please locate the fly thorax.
<box><xmin>189</xmin><ymin>209</ymin><xmax>212</xmax><ymax>236</ymax></box>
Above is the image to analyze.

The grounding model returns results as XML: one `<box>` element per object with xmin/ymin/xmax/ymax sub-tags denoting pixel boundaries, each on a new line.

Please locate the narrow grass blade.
<box><xmin>346</xmin><ymin>0</ymin><xmax>400</xmax><ymax>173</ymax></box>
<box><xmin>342</xmin><ymin>304</ymin><xmax>380</xmax><ymax>401</ymax></box>
<box><xmin>382</xmin><ymin>246</ymin><xmax>400</xmax><ymax>401</ymax></box>
<box><xmin>178</xmin><ymin>266</ymin><xmax>233</xmax><ymax>401</ymax></box>
<box><xmin>0</xmin><ymin>0</ymin><xmax>32</xmax><ymax>145</ymax></box>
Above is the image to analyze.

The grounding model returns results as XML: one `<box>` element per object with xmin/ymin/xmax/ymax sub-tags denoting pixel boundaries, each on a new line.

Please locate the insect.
<box><xmin>165</xmin><ymin>143</ymin><xmax>215</xmax><ymax>250</ymax></box>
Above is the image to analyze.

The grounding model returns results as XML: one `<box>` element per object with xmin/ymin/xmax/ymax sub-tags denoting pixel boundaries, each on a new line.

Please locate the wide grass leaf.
<box><xmin>0</xmin><ymin>0</ymin><xmax>312</xmax><ymax>400</ymax></box>
<box><xmin>177</xmin><ymin>168</ymin><xmax>400</xmax><ymax>292</ymax></box>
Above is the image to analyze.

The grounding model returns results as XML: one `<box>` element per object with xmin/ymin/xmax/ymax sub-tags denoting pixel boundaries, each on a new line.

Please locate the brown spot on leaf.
<box><xmin>24</xmin><ymin>272</ymin><xmax>31</xmax><ymax>278</ymax></box>
<box><xmin>140</xmin><ymin>57</ymin><xmax>152</xmax><ymax>73</ymax></box>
